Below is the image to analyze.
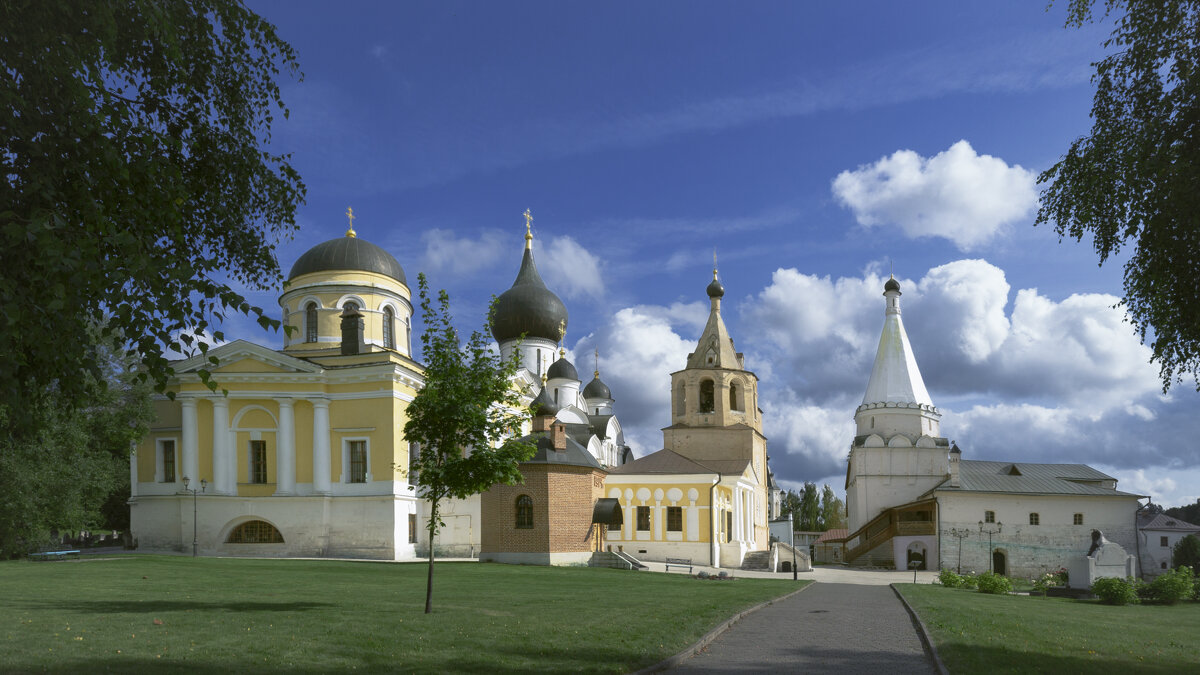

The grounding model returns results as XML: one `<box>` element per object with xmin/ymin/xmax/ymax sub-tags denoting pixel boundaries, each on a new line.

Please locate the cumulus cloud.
<box><xmin>832</xmin><ymin>140</ymin><xmax>1038</xmax><ymax>250</ymax></box>
<box><xmin>419</xmin><ymin>228</ymin><xmax>507</xmax><ymax>278</ymax></box>
<box><xmin>538</xmin><ymin>236</ymin><xmax>605</xmax><ymax>302</ymax></box>
<box><xmin>572</xmin><ymin>304</ymin><xmax>700</xmax><ymax>456</ymax></box>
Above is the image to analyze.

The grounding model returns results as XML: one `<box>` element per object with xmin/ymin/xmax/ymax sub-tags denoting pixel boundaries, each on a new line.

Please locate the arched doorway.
<box><xmin>992</xmin><ymin>549</ymin><xmax>1007</xmax><ymax>576</ymax></box>
<box><xmin>906</xmin><ymin>541</ymin><xmax>927</xmax><ymax>570</ymax></box>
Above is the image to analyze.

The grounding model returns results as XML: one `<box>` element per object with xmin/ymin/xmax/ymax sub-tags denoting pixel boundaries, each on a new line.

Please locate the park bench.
<box><xmin>28</xmin><ymin>550</ymin><xmax>80</xmax><ymax>561</ymax></box>
<box><xmin>664</xmin><ymin>557</ymin><xmax>693</xmax><ymax>573</ymax></box>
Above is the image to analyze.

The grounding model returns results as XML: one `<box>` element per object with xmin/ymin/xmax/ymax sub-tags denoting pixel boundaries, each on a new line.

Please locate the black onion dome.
<box><xmin>491</xmin><ymin>248</ymin><xmax>568</xmax><ymax>342</ymax></box>
<box><xmin>529</xmin><ymin>385</ymin><xmax>560</xmax><ymax>417</ymax></box>
<box><xmin>547</xmin><ymin>356</ymin><xmax>578</xmax><ymax>381</ymax></box>
<box><xmin>884</xmin><ymin>276</ymin><xmax>901</xmax><ymax>293</ymax></box>
<box><xmin>289</xmin><ymin>235</ymin><xmax>407</xmax><ymax>284</ymax></box>
<box><xmin>706</xmin><ymin>277</ymin><xmax>725</xmax><ymax>298</ymax></box>
<box><xmin>583</xmin><ymin>375</ymin><xmax>611</xmax><ymax>400</ymax></box>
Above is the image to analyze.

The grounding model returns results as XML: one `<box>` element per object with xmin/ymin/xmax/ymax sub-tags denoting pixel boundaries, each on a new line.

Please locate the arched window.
<box><xmin>305</xmin><ymin>302</ymin><xmax>318</xmax><ymax>343</ymax></box>
<box><xmin>674</xmin><ymin>383</ymin><xmax>686</xmax><ymax>417</ymax></box>
<box><xmin>1029</xmin><ymin>512</ymin><xmax>1040</xmax><ymax>526</ymax></box>
<box><xmin>382</xmin><ymin>307</ymin><xmax>395</xmax><ymax>349</ymax></box>
<box><xmin>344</xmin><ymin>301</ymin><xmax>359</xmax><ymax>311</ymax></box>
<box><xmin>699</xmin><ymin>379</ymin><xmax>715</xmax><ymax>413</ymax></box>
<box><xmin>226</xmin><ymin>520</ymin><xmax>284</xmax><ymax>543</ymax></box>
<box><xmin>515</xmin><ymin>495</ymin><xmax>533</xmax><ymax>529</ymax></box>
<box><xmin>730</xmin><ymin>382</ymin><xmax>745</xmax><ymax>412</ymax></box>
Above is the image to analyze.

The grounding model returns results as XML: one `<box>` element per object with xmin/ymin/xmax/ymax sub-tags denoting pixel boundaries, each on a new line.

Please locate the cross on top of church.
<box><xmin>713</xmin><ymin>248</ymin><xmax>719</xmax><ymax>280</ymax></box>
<box><xmin>558</xmin><ymin>319</ymin><xmax>566</xmax><ymax>357</ymax></box>
<box><xmin>345</xmin><ymin>207</ymin><xmax>357</xmax><ymax>238</ymax></box>
<box><xmin>524</xmin><ymin>209</ymin><xmax>533</xmax><ymax>249</ymax></box>
<box><xmin>594</xmin><ymin>348</ymin><xmax>600</xmax><ymax>377</ymax></box>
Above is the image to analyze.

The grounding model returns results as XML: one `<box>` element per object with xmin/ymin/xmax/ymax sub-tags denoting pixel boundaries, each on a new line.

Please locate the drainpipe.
<box><xmin>1134</xmin><ymin>497</ymin><xmax>1150</xmax><ymax>580</ymax></box>
<box><xmin>935</xmin><ymin>496</ymin><xmax>942</xmax><ymax>572</ymax></box>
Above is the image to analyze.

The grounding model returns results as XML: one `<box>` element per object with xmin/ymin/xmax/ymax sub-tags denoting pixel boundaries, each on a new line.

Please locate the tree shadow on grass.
<box><xmin>17</xmin><ymin>600</ymin><xmax>333</xmax><ymax>613</ymax></box>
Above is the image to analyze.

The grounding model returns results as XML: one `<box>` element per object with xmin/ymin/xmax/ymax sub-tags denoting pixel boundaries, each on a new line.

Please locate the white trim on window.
<box><xmin>341</xmin><ymin>436</ymin><xmax>371</xmax><ymax>483</ymax></box>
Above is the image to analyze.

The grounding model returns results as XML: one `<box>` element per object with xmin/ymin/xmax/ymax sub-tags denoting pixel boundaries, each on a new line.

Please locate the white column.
<box><xmin>312</xmin><ymin>398</ymin><xmax>331</xmax><ymax>494</ymax></box>
<box><xmin>275</xmin><ymin>398</ymin><xmax>295</xmax><ymax>495</ymax></box>
<box><xmin>181</xmin><ymin>398</ymin><xmax>199</xmax><ymax>487</ymax></box>
<box><xmin>211</xmin><ymin>397</ymin><xmax>231</xmax><ymax>494</ymax></box>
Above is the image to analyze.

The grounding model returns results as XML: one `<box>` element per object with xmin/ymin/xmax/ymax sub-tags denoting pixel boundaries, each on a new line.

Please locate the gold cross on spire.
<box><xmin>713</xmin><ymin>248</ymin><xmax>719</xmax><ymax>280</ymax></box>
<box><xmin>523</xmin><ymin>209</ymin><xmax>533</xmax><ymax>249</ymax></box>
<box><xmin>558</xmin><ymin>319</ymin><xmax>566</xmax><ymax>356</ymax></box>
<box><xmin>594</xmin><ymin>348</ymin><xmax>600</xmax><ymax>377</ymax></box>
<box><xmin>345</xmin><ymin>207</ymin><xmax>357</xmax><ymax>238</ymax></box>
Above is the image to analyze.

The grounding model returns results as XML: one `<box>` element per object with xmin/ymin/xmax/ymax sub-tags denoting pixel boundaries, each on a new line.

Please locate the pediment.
<box><xmin>173</xmin><ymin>340</ymin><xmax>323</xmax><ymax>375</ymax></box>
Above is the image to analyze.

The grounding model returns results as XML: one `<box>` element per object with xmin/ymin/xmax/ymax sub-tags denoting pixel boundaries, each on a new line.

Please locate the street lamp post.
<box><xmin>183</xmin><ymin>476</ymin><xmax>207</xmax><ymax>558</ymax></box>
<box><xmin>978</xmin><ymin>521</ymin><xmax>1002</xmax><ymax>573</ymax></box>
<box><xmin>789</xmin><ymin>513</ymin><xmax>797</xmax><ymax>581</ymax></box>
<box><xmin>948</xmin><ymin>527</ymin><xmax>972</xmax><ymax>573</ymax></box>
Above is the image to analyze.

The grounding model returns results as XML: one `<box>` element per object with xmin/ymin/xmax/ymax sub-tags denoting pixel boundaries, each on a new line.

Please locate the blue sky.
<box><xmin>226</xmin><ymin>1</ymin><xmax>1198</xmax><ymax>508</ymax></box>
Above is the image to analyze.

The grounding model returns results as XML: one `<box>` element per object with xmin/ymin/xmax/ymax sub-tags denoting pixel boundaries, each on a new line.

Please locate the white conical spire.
<box><xmin>862</xmin><ymin>276</ymin><xmax>933</xmax><ymax>406</ymax></box>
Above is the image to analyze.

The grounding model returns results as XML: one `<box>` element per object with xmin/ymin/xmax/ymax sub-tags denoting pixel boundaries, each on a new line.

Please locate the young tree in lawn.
<box><xmin>403</xmin><ymin>274</ymin><xmax>535</xmax><ymax>614</ymax></box>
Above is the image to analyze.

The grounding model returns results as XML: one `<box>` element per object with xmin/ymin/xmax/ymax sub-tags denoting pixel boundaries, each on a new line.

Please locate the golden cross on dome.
<box><xmin>557</xmin><ymin>319</ymin><xmax>567</xmax><ymax>356</ymax></box>
<box><xmin>594</xmin><ymin>348</ymin><xmax>600</xmax><ymax>377</ymax></box>
<box><xmin>523</xmin><ymin>209</ymin><xmax>533</xmax><ymax>249</ymax></box>
<box><xmin>713</xmin><ymin>248</ymin><xmax>719</xmax><ymax>280</ymax></box>
<box><xmin>345</xmin><ymin>207</ymin><xmax>357</xmax><ymax>238</ymax></box>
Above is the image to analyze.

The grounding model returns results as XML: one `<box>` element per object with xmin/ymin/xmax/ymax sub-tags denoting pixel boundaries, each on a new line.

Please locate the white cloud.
<box><xmin>832</xmin><ymin>140</ymin><xmax>1038</xmax><ymax>250</ymax></box>
<box><xmin>538</xmin><ymin>236</ymin><xmax>604</xmax><ymax>302</ymax></box>
<box><xmin>419</xmin><ymin>228</ymin><xmax>507</xmax><ymax>278</ymax></box>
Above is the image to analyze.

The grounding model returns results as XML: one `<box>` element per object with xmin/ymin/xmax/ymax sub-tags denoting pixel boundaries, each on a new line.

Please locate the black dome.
<box><xmin>492</xmin><ymin>248</ymin><xmax>568</xmax><ymax>342</ymax></box>
<box><xmin>530</xmin><ymin>385</ymin><xmax>560</xmax><ymax>417</ymax></box>
<box><xmin>547</xmin><ymin>356</ymin><xmax>578</xmax><ymax>381</ymax></box>
<box><xmin>583</xmin><ymin>375</ymin><xmax>611</xmax><ymax>400</ymax></box>
<box><xmin>884</xmin><ymin>277</ymin><xmax>901</xmax><ymax>293</ymax></box>
<box><xmin>707</xmin><ymin>278</ymin><xmax>725</xmax><ymax>298</ymax></box>
<box><xmin>289</xmin><ymin>235</ymin><xmax>407</xmax><ymax>284</ymax></box>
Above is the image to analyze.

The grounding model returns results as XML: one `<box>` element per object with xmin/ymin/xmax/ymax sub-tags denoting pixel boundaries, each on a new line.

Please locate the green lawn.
<box><xmin>896</xmin><ymin>584</ymin><xmax>1200</xmax><ymax>673</ymax></box>
<box><xmin>0</xmin><ymin>555</ymin><xmax>800</xmax><ymax>674</ymax></box>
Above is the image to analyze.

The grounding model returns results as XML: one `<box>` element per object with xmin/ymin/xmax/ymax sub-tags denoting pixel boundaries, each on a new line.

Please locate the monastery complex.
<box><xmin>130</xmin><ymin>214</ymin><xmax>1145</xmax><ymax>578</ymax></box>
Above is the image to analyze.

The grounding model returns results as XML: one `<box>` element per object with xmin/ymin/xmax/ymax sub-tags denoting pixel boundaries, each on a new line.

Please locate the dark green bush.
<box><xmin>938</xmin><ymin>568</ymin><xmax>963</xmax><ymax>588</ymax></box>
<box><xmin>1173</xmin><ymin>535</ymin><xmax>1200</xmax><ymax>570</ymax></box>
<box><xmin>976</xmin><ymin>571</ymin><xmax>1013</xmax><ymax>594</ymax></box>
<box><xmin>1146</xmin><ymin>566</ymin><xmax>1195</xmax><ymax>605</ymax></box>
<box><xmin>1092</xmin><ymin>576</ymin><xmax>1140</xmax><ymax>605</ymax></box>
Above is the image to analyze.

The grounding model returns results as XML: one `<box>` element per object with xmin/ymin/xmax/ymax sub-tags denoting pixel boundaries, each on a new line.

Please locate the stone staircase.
<box><xmin>741</xmin><ymin>550</ymin><xmax>771</xmax><ymax>571</ymax></box>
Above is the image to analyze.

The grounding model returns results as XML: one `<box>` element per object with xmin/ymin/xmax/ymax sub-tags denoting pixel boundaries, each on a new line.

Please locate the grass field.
<box><xmin>897</xmin><ymin>584</ymin><xmax>1200</xmax><ymax>673</ymax></box>
<box><xmin>0</xmin><ymin>555</ymin><xmax>800</xmax><ymax>674</ymax></box>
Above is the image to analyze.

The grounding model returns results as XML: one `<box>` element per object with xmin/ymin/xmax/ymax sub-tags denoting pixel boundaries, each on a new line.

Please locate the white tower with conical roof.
<box><xmin>846</xmin><ymin>276</ymin><xmax>951</xmax><ymax>534</ymax></box>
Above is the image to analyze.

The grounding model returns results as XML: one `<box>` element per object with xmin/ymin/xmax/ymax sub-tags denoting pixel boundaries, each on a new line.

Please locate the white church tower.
<box><xmin>846</xmin><ymin>276</ymin><xmax>950</xmax><ymax>533</ymax></box>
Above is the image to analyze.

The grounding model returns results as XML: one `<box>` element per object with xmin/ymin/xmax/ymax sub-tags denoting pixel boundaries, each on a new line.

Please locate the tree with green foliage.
<box><xmin>1038</xmin><ymin>0</ymin><xmax>1200</xmax><ymax>391</ymax></box>
<box><xmin>819</xmin><ymin>484</ymin><xmax>846</xmax><ymax>530</ymax></box>
<box><xmin>1174</xmin><ymin>534</ymin><xmax>1200</xmax><ymax>570</ymax></box>
<box><xmin>0</xmin><ymin>326</ymin><xmax>154</xmax><ymax>557</ymax></box>
<box><xmin>778</xmin><ymin>489</ymin><xmax>802</xmax><ymax>522</ymax></box>
<box><xmin>1164</xmin><ymin>499</ymin><xmax>1200</xmax><ymax>526</ymax></box>
<box><xmin>0</xmin><ymin>0</ymin><xmax>305</xmax><ymax>432</ymax></box>
<box><xmin>797</xmin><ymin>482</ymin><xmax>821</xmax><ymax>531</ymax></box>
<box><xmin>403</xmin><ymin>274</ymin><xmax>535</xmax><ymax>614</ymax></box>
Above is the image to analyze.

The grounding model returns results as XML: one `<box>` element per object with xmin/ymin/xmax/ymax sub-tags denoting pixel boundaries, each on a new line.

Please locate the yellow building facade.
<box><xmin>605</xmin><ymin>271</ymin><xmax>772</xmax><ymax>568</ymax></box>
<box><xmin>129</xmin><ymin>225</ymin><xmax>428</xmax><ymax>558</ymax></box>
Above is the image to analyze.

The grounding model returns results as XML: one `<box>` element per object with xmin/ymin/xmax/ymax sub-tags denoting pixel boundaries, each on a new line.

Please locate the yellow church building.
<box><xmin>129</xmin><ymin>217</ymin><xmax>427</xmax><ymax>558</ymax></box>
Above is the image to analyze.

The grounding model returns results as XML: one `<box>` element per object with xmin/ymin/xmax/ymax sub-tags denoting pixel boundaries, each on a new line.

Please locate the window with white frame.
<box><xmin>305</xmin><ymin>302</ymin><xmax>318</xmax><ymax>343</ymax></box>
<box><xmin>382</xmin><ymin>307</ymin><xmax>396</xmax><ymax>349</ymax></box>
<box><xmin>1074</xmin><ymin>513</ymin><xmax>1084</xmax><ymax>525</ymax></box>
<box><xmin>342</xmin><ymin>438</ymin><xmax>369</xmax><ymax>483</ymax></box>
<box><xmin>157</xmin><ymin>438</ymin><xmax>178</xmax><ymax>483</ymax></box>
<box><xmin>249</xmin><ymin>440</ymin><xmax>268</xmax><ymax>484</ymax></box>
<box><xmin>984</xmin><ymin>510</ymin><xmax>995</xmax><ymax>523</ymax></box>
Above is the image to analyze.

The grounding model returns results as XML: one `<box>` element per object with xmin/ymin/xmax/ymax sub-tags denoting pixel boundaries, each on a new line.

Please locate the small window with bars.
<box><xmin>1074</xmin><ymin>513</ymin><xmax>1084</xmax><ymax>525</ymax></box>
<box><xmin>1029</xmin><ymin>512</ymin><xmax>1040</xmax><ymax>526</ymax></box>
<box><xmin>348</xmin><ymin>440</ymin><xmax>367</xmax><ymax>483</ymax></box>
<box><xmin>250</xmin><ymin>440</ymin><xmax>267</xmax><ymax>484</ymax></box>
<box><xmin>515</xmin><ymin>495</ymin><xmax>533</xmax><ymax>529</ymax></box>
<box><xmin>161</xmin><ymin>439</ymin><xmax>176</xmax><ymax>483</ymax></box>
<box><xmin>984</xmin><ymin>510</ymin><xmax>995</xmax><ymax>523</ymax></box>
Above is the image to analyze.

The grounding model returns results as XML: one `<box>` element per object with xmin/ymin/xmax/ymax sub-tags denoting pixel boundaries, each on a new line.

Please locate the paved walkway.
<box><xmin>665</xmin><ymin>582</ymin><xmax>934</xmax><ymax>674</ymax></box>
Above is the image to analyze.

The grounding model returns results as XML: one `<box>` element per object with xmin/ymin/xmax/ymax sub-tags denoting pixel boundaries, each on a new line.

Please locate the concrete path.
<box><xmin>665</xmin><ymin>582</ymin><xmax>934</xmax><ymax>674</ymax></box>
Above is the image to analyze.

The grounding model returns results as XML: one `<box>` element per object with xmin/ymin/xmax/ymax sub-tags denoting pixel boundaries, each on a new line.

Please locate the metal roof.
<box><xmin>288</xmin><ymin>235</ymin><xmax>407</xmax><ymax>283</ymax></box>
<box><xmin>607</xmin><ymin>449</ymin><xmax>750</xmax><ymax>477</ymax></box>
<box><xmin>1137</xmin><ymin>512</ymin><xmax>1200</xmax><ymax>531</ymax></box>
<box><xmin>491</xmin><ymin>247</ymin><xmax>568</xmax><ymax>342</ymax></box>
<box><xmin>517</xmin><ymin>430</ymin><xmax>601</xmax><ymax>468</ymax></box>
<box><xmin>937</xmin><ymin>460</ymin><xmax>1142</xmax><ymax>497</ymax></box>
